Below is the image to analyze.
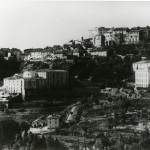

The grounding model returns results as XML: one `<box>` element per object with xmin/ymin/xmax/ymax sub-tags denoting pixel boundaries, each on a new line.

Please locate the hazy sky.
<box><xmin>1</xmin><ymin>1</ymin><xmax>150</xmax><ymax>50</ymax></box>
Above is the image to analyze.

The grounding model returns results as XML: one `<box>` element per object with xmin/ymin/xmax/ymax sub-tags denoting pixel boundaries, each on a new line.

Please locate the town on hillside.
<box><xmin>1</xmin><ymin>25</ymin><xmax>150</xmax><ymax>149</ymax></box>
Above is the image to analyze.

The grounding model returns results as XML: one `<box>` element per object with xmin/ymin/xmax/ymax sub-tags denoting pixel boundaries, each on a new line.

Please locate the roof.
<box><xmin>114</xmin><ymin>27</ymin><xmax>129</xmax><ymax>31</ymax></box>
<box><xmin>47</xmin><ymin>114</ymin><xmax>60</xmax><ymax>119</ymax></box>
<box><xmin>32</xmin><ymin>115</ymin><xmax>46</xmax><ymax>123</ymax></box>
<box><xmin>36</xmin><ymin>69</ymin><xmax>68</xmax><ymax>73</ymax></box>
<box><xmin>4</xmin><ymin>74</ymin><xmax>23</xmax><ymax>80</ymax></box>
<box><xmin>133</xmin><ymin>60</ymin><xmax>150</xmax><ymax>64</ymax></box>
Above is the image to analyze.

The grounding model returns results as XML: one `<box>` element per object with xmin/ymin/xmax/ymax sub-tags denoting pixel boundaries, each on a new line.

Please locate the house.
<box><xmin>47</xmin><ymin>114</ymin><xmax>60</xmax><ymax>131</ymax></box>
<box><xmin>3</xmin><ymin>74</ymin><xmax>25</xmax><ymax>100</ymax></box>
<box><xmin>32</xmin><ymin>116</ymin><xmax>47</xmax><ymax>128</ymax></box>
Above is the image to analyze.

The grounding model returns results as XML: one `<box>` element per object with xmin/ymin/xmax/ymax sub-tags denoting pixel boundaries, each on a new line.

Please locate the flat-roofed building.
<box><xmin>135</xmin><ymin>67</ymin><xmax>150</xmax><ymax>88</ymax></box>
<box><xmin>36</xmin><ymin>69</ymin><xmax>68</xmax><ymax>88</ymax></box>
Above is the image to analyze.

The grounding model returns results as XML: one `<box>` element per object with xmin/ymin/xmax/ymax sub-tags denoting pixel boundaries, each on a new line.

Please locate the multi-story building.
<box><xmin>47</xmin><ymin>114</ymin><xmax>60</xmax><ymax>131</ymax></box>
<box><xmin>90</xmin><ymin>26</ymin><xmax>150</xmax><ymax>47</ymax></box>
<box><xmin>36</xmin><ymin>69</ymin><xmax>68</xmax><ymax>88</ymax></box>
<box><xmin>91</xmin><ymin>27</ymin><xmax>110</xmax><ymax>47</ymax></box>
<box><xmin>3</xmin><ymin>74</ymin><xmax>25</xmax><ymax>99</ymax></box>
<box><xmin>140</xmin><ymin>26</ymin><xmax>150</xmax><ymax>42</ymax></box>
<box><xmin>127</xmin><ymin>28</ymin><xmax>140</xmax><ymax>44</ymax></box>
<box><xmin>93</xmin><ymin>35</ymin><xmax>105</xmax><ymax>47</ymax></box>
<box><xmin>53</xmin><ymin>51</ymin><xmax>64</xmax><ymax>59</ymax></box>
<box><xmin>24</xmin><ymin>69</ymin><xmax>68</xmax><ymax>100</ymax></box>
<box><xmin>3</xmin><ymin>69</ymin><xmax>68</xmax><ymax>101</ymax></box>
<box><xmin>104</xmin><ymin>29</ymin><xmax>115</xmax><ymax>46</ymax></box>
<box><xmin>135</xmin><ymin>67</ymin><xmax>150</xmax><ymax>88</ymax></box>
<box><xmin>113</xmin><ymin>27</ymin><xmax>129</xmax><ymax>45</ymax></box>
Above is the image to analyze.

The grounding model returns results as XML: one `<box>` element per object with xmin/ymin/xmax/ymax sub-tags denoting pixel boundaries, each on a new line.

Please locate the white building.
<box><xmin>135</xmin><ymin>67</ymin><xmax>150</xmax><ymax>88</ymax></box>
<box><xmin>3</xmin><ymin>74</ymin><xmax>25</xmax><ymax>99</ymax></box>
<box><xmin>89</xmin><ymin>51</ymin><xmax>107</xmax><ymax>57</ymax></box>
<box><xmin>93</xmin><ymin>35</ymin><xmax>105</xmax><ymax>47</ymax></box>
<box><xmin>47</xmin><ymin>114</ymin><xmax>60</xmax><ymax>131</ymax></box>
<box><xmin>30</xmin><ymin>51</ymin><xmax>42</xmax><ymax>60</ymax></box>
<box><xmin>23</xmin><ymin>71</ymin><xmax>37</xmax><ymax>78</ymax></box>
<box><xmin>132</xmin><ymin>60</ymin><xmax>150</xmax><ymax>72</ymax></box>
<box><xmin>53</xmin><ymin>52</ymin><xmax>64</xmax><ymax>59</ymax></box>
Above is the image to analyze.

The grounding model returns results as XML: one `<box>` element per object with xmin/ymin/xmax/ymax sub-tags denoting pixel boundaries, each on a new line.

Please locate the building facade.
<box><xmin>3</xmin><ymin>74</ymin><xmax>25</xmax><ymax>99</ymax></box>
<box><xmin>135</xmin><ymin>67</ymin><xmax>150</xmax><ymax>88</ymax></box>
<box><xmin>47</xmin><ymin>114</ymin><xmax>60</xmax><ymax>131</ymax></box>
<box><xmin>90</xmin><ymin>26</ymin><xmax>150</xmax><ymax>47</ymax></box>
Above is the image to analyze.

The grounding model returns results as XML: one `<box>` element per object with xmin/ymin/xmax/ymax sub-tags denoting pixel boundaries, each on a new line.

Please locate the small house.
<box><xmin>32</xmin><ymin>116</ymin><xmax>47</xmax><ymax>128</ymax></box>
<box><xmin>47</xmin><ymin>114</ymin><xmax>60</xmax><ymax>131</ymax></box>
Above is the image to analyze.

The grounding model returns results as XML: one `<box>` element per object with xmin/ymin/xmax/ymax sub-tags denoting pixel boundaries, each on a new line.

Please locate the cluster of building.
<box><xmin>3</xmin><ymin>69</ymin><xmax>68</xmax><ymax>101</ymax></box>
<box><xmin>90</xmin><ymin>26</ymin><xmax>150</xmax><ymax>47</ymax></box>
<box><xmin>0</xmin><ymin>48</ymin><xmax>22</xmax><ymax>61</ymax></box>
<box><xmin>31</xmin><ymin>114</ymin><xmax>60</xmax><ymax>132</ymax></box>
<box><xmin>23</xmin><ymin>48</ymin><xmax>107</xmax><ymax>62</ymax></box>
<box><xmin>23</xmin><ymin>48</ymin><xmax>65</xmax><ymax>61</ymax></box>
<box><xmin>133</xmin><ymin>60</ymin><xmax>150</xmax><ymax>88</ymax></box>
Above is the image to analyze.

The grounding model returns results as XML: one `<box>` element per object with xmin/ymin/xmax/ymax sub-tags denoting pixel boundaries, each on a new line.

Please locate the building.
<box><xmin>132</xmin><ymin>60</ymin><xmax>150</xmax><ymax>72</ymax></box>
<box><xmin>23</xmin><ymin>71</ymin><xmax>37</xmax><ymax>78</ymax></box>
<box><xmin>90</xmin><ymin>26</ymin><xmax>150</xmax><ymax>47</ymax></box>
<box><xmin>135</xmin><ymin>67</ymin><xmax>150</xmax><ymax>88</ymax></box>
<box><xmin>104</xmin><ymin>29</ymin><xmax>114</xmax><ymax>46</ymax></box>
<box><xmin>36</xmin><ymin>69</ymin><xmax>68</xmax><ymax>88</ymax></box>
<box><xmin>24</xmin><ymin>69</ymin><xmax>68</xmax><ymax>100</ymax></box>
<box><xmin>88</xmin><ymin>50</ymin><xmax>107</xmax><ymax>57</ymax></box>
<box><xmin>140</xmin><ymin>26</ymin><xmax>150</xmax><ymax>42</ymax></box>
<box><xmin>53</xmin><ymin>51</ymin><xmax>64</xmax><ymax>59</ymax></box>
<box><xmin>3</xmin><ymin>74</ymin><xmax>25</xmax><ymax>99</ymax></box>
<box><xmin>113</xmin><ymin>27</ymin><xmax>129</xmax><ymax>44</ymax></box>
<box><xmin>32</xmin><ymin>116</ymin><xmax>47</xmax><ymax>128</ymax></box>
<box><xmin>127</xmin><ymin>28</ymin><xmax>140</xmax><ymax>44</ymax></box>
<box><xmin>47</xmin><ymin>114</ymin><xmax>60</xmax><ymax>131</ymax></box>
<box><xmin>93</xmin><ymin>35</ymin><xmax>105</xmax><ymax>47</ymax></box>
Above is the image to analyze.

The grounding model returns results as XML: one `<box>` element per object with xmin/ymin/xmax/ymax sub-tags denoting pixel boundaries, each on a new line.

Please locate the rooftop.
<box><xmin>133</xmin><ymin>60</ymin><xmax>150</xmax><ymax>64</ymax></box>
<box><xmin>47</xmin><ymin>114</ymin><xmax>60</xmax><ymax>119</ymax></box>
<box><xmin>4</xmin><ymin>74</ymin><xmax>23</xmax><ymax>80</ymax></box>
<box><xmin>36</xmin><ymin>69</ymin><xmax>68</xmax><ymax>73</ymax></box>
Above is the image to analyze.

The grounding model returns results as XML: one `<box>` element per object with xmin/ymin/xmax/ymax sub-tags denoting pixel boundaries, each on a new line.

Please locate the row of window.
<box><xmin>136</xmin><ymin>74</ymin><xmax>148</xmax><ymax>77</ymax></box>
<box><xmin>136</xmin><ymin>84</ymin><xmax>148</xmax><ymax>87</ymax></box>
<box><xmin>136</xmin><ymin>79</ymin><xmax>148</xmax><ymax>82</ymax></box>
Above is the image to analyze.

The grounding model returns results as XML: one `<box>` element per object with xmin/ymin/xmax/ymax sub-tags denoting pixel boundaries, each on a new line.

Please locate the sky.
<box><xmin>0</xmin><ymin>1</ymin><xmax>150</xmax><ymax>50</ymax></box>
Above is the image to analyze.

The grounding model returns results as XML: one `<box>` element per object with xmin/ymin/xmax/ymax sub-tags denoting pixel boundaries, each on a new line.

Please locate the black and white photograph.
<box><xmin>1</xmin><ymin>0</ymin><xmax>150</xmax><ymax>149</ymax></box>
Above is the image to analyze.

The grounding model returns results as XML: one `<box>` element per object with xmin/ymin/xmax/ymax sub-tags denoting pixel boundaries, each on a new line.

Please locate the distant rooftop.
<box><xmin>47</xmin><ymin>114</ymin><xmax>60</xmax><ymax>119</ymax></box>
<box><xmin>133</xmin><ymin>60</ymin><xmax>150</xmax><ymax>64</ymax></box>
<box><xmin>4</xmin><ymin>74</ymin><xmax>23</xmax><ymax>80</ymax></box>
<box><xmin>36</xmin><ymin>69</ymin><xmax>68</xmax><ymax>72</ymax></box>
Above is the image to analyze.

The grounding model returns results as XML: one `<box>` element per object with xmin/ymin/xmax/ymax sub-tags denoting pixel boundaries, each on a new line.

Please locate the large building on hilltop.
<box><xmin>91</xmin><ymin>26</ymin><xmax>150</xmax><ymax>48</ymax></box>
